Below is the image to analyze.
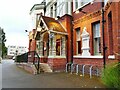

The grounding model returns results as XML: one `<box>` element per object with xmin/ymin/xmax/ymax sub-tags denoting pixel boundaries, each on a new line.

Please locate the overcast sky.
<box><xmin>0</xmin><ymin>0</ymin><xmax>42</xmax><ymax>48</ymax></box>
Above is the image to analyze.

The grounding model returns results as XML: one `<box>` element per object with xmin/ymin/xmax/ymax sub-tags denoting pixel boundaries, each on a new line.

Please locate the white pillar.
<box><xmin>39</xmin><ymin>35</ymin><xmax>43</xmax><ymax>56</ymax></box>
<box><xmin>40</xmin><ymin>41</ymin><xmax>43</xmax><ymax>56</ymax></box>
<box><xmin>49</xmin><ymin>38</ymin><xmax>52</xmax><ymax>56</ymax></box>
<box><xmin>52</xmin><ymin>34</ymin><xmax>56</xmax><ymax>56</ymax></box>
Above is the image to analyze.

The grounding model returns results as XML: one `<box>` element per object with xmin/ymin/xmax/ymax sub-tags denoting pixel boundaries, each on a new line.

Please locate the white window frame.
<box><xmin>93</xmin><ymin>22</ymin><xmax>101</xmax><ymax>55</ymax></box>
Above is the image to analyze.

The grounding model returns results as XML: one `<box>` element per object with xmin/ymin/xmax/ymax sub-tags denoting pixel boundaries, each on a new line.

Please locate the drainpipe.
<box><xmin>71</xmin><ymin>1</ymin><xmax>73</xmax><ymax>64</ymax></box>
<box><xmin>70</xmin><ymin>16</ymin><xmax>73</xmax><ymax>64</ymax></box>
<box><xmin>102</xmin><ymin>1</ymin><xmax>106</xmax><ymax>69</ymax></box>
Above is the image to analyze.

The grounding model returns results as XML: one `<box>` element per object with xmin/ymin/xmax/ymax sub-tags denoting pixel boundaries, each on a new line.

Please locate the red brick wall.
<box><xmin>73</xmin><ymin>2</ymin><xmax>102</xmax><ymax>20</ymax></box>
<box><xmin>118</xmin><ymin>2</ymin><xmax>120</xmax><ymax>61</ymax></box>
<box><xmin>40</xmin><ymin>57</ymin><xmax>48</xmax><ymax>63</ymax></box>
<box><xmin>74</xmin><ymin>58</ymin><xmax>103</xmax><ymax>67</ymax></box>
<box><xmin>73</xmin><ymin>2</ymin><xmax>102</xmax><ymax>56</ymax></box>
<box><xmin>29</xmin><ymin>39</ymin><xmax>36</xmax><ymax>51</ymax></box>
<box><xmin>74</xmin><ymin>58</ymin><xmax>118</xmax><ymax>69</ymax></box>
<box><xmin>28</xmin><ymin>29</ymin><xmax>36</xmax><ymax>52</ymax></box>
<box><xmin>59</xmin><ymin>14</ymin><xmax>73</xmax><ymax>63</ymax></box>
<box><xmin>72</xmin><ymin>2</ymin><xmax>120</xmax><ymax>67</ymax></box>
<box><xmin>47</xmin><ymin>58</ymin><xmax>67</xmax><ymax>71</ymax></box>
<box><xmin>105</xmin><ymin>2</ymin><xmax>120</xmax><ymax>61</ymax></box>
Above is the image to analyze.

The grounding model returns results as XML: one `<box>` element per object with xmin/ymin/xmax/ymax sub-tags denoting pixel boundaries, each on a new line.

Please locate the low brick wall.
<box><xmin>47</xmin><ymin>58</ymin><xmax>67</xmax><ymax>72</ymax></box>
<box><xmin>40</xmin><ymin>57</ymin><xmax>48</xmax><ymax>63</ymax></box>
<box><xmin>73</xmin><ymin>57</ymin><xmax>119</xmax><ymax>69</ymax></box>
<box><xmin>74</xmin><ymin>58</ymin><xmax>103</xmax><ymax>67</ymax></box>
<box><xmin>16</xmin><ymin>63</ymin><xmax>37</xmax><ymax>74</ymax></box>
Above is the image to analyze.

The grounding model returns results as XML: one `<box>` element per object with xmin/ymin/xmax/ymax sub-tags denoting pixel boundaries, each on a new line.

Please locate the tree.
<box><xmin>1</xmin><ymin>28</ymin><xmax>7</xmax><ymax>58</ymax></box>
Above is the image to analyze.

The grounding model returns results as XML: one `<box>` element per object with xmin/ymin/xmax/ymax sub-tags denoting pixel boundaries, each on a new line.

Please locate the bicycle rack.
<box><xmin>66</xmin><ymin>63</ymin><xmax>100</xmax><ymax>78</ymax></box>
<box><xmin>71</xmin><ymin>63</ymin><xmax>77</xmax><ymax>74</ymax></box>
<box><xmin>82</xmin><ymin>64</ymin><xmax>92</xmax><ymax>77</ymax></box>
<box><xmin>66</xmin><ymin>63</ymin><xmax>72</xmax><ymax>73</ymax></box>
<box><xmin>76</xmin><ymin>64</ymin><xmax>83</xmax><ymax>75</ymax></box>
<box><xmin>89</xmin><ymin>65</ymin><xmax>99</xmax><ymax>78</ymax></box>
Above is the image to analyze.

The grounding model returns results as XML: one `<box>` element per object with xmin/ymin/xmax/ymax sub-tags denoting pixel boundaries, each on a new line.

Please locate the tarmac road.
<box><xmin>2</xmin><ymin>59</ymin><xmax>106</xmax><ymax>88</ymax></box>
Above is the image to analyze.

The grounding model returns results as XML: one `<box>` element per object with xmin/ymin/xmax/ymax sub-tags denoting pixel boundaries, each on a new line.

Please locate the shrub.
<box><xmin>101</xmin><ymin>62</ymin><xmax>120</xmax><ymax>89</ymax></box>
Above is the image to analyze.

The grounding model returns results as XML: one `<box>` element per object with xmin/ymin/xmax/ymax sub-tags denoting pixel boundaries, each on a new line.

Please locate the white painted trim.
<box><xmin>48</xmin><ymin>56</ymin><xmax>66</xmax><ymax>58</ymax></box>
<box><xmin>49</xmin><ymin>30</ymin><xmax>68</xmax><ymax>35</ymax></box>
<box><xmin>73</xmin><ymin>55</ymin><xmax>103</xmax><ymax>58</ymax></box>
<box><xmin>39</xmin><ymin>56</ymin><xmax>46</xmax><ymax>58</ymax></box>
<box><xmin>74</xmin><ymin>2</ymin><xmax>90</xmax><ymax>12</ymax></box>
<box><xmin>108</xmin><ymin>55</ymin><xmax>115</xmax><ymax>59</ymax></box>
<box><xmin>28</xmin><ymin>55</ymin><xmax>31</xmax><ymax>57</ymax></box>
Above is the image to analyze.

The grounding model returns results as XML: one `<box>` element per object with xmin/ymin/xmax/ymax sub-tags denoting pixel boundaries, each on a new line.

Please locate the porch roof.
<box><xmin>42</xmin><ymin>16</ymin><xmax>67</xmax><ymax>33</ymax></box>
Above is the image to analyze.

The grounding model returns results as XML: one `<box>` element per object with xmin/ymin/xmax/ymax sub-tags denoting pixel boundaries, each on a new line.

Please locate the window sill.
<box><xmin>73</xmin><ymin>55</ymin><xmax>103</xmax><ymax>59</ymax></box>
<box><xmin>48</xmin><ymin>56</ymin><xmax>66</xmax><ymax>58</ymax></box>
<box><xmin>108</xmin><ymin>55</ymin><xmax>115</xmax><ymax>59</ymax></box>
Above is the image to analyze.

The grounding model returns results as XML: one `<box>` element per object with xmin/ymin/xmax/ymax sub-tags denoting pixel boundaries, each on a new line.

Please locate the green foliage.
<box><xmin>1</xmin><ymin>29</ymin><xmax>7</xmax><ymax>58</ymax></box>
<box><xmin>101</xmin><ymin>62</ymin><xmax>120</xmax><ymax>89</ymax></box>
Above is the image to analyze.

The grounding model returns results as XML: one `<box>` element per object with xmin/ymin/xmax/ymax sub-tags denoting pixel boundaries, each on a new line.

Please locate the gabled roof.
<box><xmin>41</xmin><ymin>16</ymin><xmax>67</xmax><ymax>33</ymax></box>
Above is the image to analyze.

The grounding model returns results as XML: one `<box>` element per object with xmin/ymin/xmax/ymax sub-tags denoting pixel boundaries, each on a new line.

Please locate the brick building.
<box><xmin>73</xmin><ymin>1</ymin><xmax>120</xmax><ymax>67</ymax></box>
<box><xmin>28</xmin><ymin>1</ymin><xmax>120</xmax><ymax>72</ymax></box>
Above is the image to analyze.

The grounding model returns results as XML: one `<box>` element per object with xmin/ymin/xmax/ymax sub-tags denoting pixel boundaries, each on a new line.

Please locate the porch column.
<box><xmin>49</xmin><ymin>38</ymin><xmax>52</xmax><ymax>56</ymax></box>
<box><xmin>52</xmin><ymin>34</ymin><xmax>56</xmax><ymax>56</ymax></box>
<box><xmin>36</xmin><ymin>41</ymin><xmax>40</xmax><ymax>54</ymax></box>
<box><xmin>61</xmin><ymin>36</ymin><xmax>66</xmax><ymax>56</ymax></box>
<box><xmin>39</xmin><ymin>36</ymin><xmax>43</xmax><ymax>56</ymax></box>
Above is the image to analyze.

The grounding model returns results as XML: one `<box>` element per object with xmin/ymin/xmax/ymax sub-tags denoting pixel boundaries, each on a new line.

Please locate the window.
<box><xmin>75</xmin><ymin>0</ymin><xmax>78</xmax><ymax>9</ymax></box>
<box><xmin>56</xmin><ymin>39</ymin><xmax>60</xmax><ymax>55</ymax></box>
<box><xmin>54</xmin><ymin>3</ymin><xmax>57</xmax><ymax>18</ymax></box>
<box><xmin>108</xmin><ymin>12</ymin><xmax>113</xmax><ymax>55</ymax></box>
<box><xmin>76</xmin><ymin>27</ymin><xmax>81</xmax><ymax>54</ymax></box>
<box><xmin>92</xmin><ymin>22</ymin><xmax>101</xmax><ymax>55</ymax></box>
<box><xmin>76</xmin><ymin>28</ymin><xmax>80</xmax><ymax>41</ymax></box>
<box><xmin>50</xmin><ymin>6</ymin><xmax>53</xmax><ymax>17</ymax></box>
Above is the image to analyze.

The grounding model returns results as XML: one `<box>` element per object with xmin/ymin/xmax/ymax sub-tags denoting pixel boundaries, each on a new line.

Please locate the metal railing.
<box><xmin>28</xmin><ymin>51</ymin><xmax>40</xmax><ymax>74</ymax></box>
<box><xmin>15</xmin><ymin>52</ymin><xmax>28</xmax><ymax>63</ymax></box>
<box><xmin>16</xmin><ymin>51</ymin><xmax>40</xmax><ymax>74</ymax></box>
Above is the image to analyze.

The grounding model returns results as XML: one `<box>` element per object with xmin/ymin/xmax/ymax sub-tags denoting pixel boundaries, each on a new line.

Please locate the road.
<box><xmin>2</xmin><ymin>59</ymin><xmax>106</xmax><ymax>88</ymax></box>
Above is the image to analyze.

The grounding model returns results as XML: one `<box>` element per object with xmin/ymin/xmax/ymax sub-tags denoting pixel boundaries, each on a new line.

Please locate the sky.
<box><xmin>0</xmin><ymin>0</ymin><xmax>42</xmax><ymax>48</ymax></box>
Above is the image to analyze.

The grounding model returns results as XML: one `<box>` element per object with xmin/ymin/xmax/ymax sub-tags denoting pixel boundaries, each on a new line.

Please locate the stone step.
<box><xmin>40</xmin><ymin>63</ymin><xmax>52</xmax><ymax>72</ymax></box>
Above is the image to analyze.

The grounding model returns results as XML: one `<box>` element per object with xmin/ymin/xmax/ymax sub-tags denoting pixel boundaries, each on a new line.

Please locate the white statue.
<box><xmin>81</xmin><ymin>27</ymin><xmax>91</xmax><ymax>56</ymax></box>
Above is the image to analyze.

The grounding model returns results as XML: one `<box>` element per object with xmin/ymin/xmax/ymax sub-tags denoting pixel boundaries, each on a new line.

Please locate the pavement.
<box><xmin>2</xmin><ymin>59</ymin><xmax>106</xmax><ymax>88</ymax></box>
<box><xmin>0</xmin><ymin>62</ymin><xmax>2</xmax><ymax>89</ymax></box>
